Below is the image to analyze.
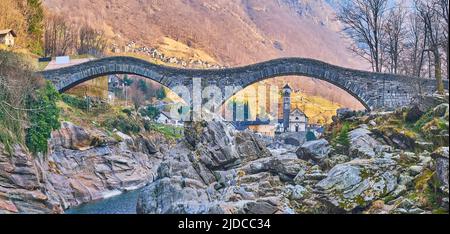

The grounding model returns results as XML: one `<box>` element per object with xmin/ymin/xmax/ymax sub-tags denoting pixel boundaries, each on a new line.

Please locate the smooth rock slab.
<box><xmin>315</xmin><ymin>158</ymin><xmax>398</xmax><ymax>212</ymax></box>
<box><xmin>349</xmin><ymin>128</ymin><xmax>387</xmax><ymax>158</ymax></box>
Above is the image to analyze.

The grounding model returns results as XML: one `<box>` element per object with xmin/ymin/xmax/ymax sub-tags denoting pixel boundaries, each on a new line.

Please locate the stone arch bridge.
<box><xmin>39</xmin><ymin>56</ymin><xmax>448</xmax><ymax>111</ymax></box>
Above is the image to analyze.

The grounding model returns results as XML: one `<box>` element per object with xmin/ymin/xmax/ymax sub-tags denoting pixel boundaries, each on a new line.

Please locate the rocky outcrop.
<box><xmin>2</xmin><ymin>98</ymin><xmax>449</xmax><ymax>214</ymax></box>
<box><xmin>432</xmin><ymin>147</ymin><xmax>449</xmax><ymax>190</ymax></box>
<box><xmin>0</xmin><ymin>144</ymin><xmax>61</xmax><ymax>214</ymax></box>
<box><xmin>349</xmin><ymin>127</ymin><xmax>390</xmax><ymax>158</ymax></box>
<box><xmin>45</xmin><ymin>123</ymin><xmax>165</xmax><ymax>210</ymax></box>
<box><xmin>137</xmin><ymin>101</ymin><xmax>450</xmax><ymax>214</ymax></box>
<box><xmin>277</xmin><ymin>132</ymin><xmax>307</xmax><ymax>146</ymax></box>
<box><xmin>412</xmin><ymin>94</ymin><xmax>449</xmax><ymax>113</ymax></box>
<box><xmin>315</xmin><ymin>158</ymin><xmax>398</xmax><ymax>212</ymax></box>
<box><xmin>376</xmin><ymin>126</ymin><xmax>417</xmax><ymax>150</ymax></box>
<box><xmin>52</xmin><ymin>122</ymin><xmax>102</xmax><ymax>151</ymax></box>
<box><xmin>296</xmin><ymin>139</ymin><xmax>330</xmax><ymax>162</ymax></box>
<box><xmin>1</xmin><ymin>121</ymin><xmax>168</xmax><ymax>213</ymax></box>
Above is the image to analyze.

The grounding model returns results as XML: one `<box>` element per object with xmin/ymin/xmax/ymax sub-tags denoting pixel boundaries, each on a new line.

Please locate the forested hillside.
<box><xmin>0</xmin><ymin>0</ymin><xmax>45</xmax><ymax>55</ymax></box>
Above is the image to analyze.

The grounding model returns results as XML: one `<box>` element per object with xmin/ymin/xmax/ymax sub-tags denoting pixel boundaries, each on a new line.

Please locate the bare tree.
<box><xmin>402</xmin><ymin>13</ymin><xmax>427</xmax><ymax>78</ymax></box>
<box><xmin>416</xmin><ymin>0</ymin><xmax>445</xmax><ymax>94</ymax></box>
<box><xmin>44</xmin><ymin>13</ymin><xmax>78</xmax><ymax>57</ymax></box>
<box><xmin>130</xmin><ymin>81</ymin><xmax>145</xmax><ymax>111</ymax></box>
<box><xmin>337</xmin><ymin>0</ymin><xmax>389</xmax><ymax>72</ymax></box>
<box><xmin>78</xmin><ymin>24</ymin><xmax>107</xmax><ymax>56</ymax></box>
<box><xmin>436</xmin><ymin>0</ymin><xmax>449</xmax><ymax>78</ymax></box>
<box><xmin>383</xmin><ymin>6</ymin><xmax>407</xmax><ymax>74</ymax></box>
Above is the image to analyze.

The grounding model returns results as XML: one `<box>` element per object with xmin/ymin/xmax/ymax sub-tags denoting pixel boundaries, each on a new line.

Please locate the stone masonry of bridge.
<box><xmin>39</xmin><ymin>56</ymin><xmax>448</xmax><ymax>111</ymax></box>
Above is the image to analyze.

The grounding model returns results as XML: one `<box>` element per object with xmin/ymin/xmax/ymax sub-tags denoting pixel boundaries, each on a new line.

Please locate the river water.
<box><xmin>65</xmin><ymin>189</ymin><xmax>142</xmax><ymax>214</ymax></box>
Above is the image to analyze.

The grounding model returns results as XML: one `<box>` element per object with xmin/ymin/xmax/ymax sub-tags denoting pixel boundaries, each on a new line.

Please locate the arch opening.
<box><xmin>216</xmin><ymin>75</ymin><xmax>367</xmax><ymax>137</ymax></box>
<box><xmin>62</xmin><ymin>72</ymin><xmax>186</xmax><ymax>112</ymax></box>
<box><xmin>219</xmin><ymin>75</ymin><xmax>367</xmax><ymax>124</ymax></box>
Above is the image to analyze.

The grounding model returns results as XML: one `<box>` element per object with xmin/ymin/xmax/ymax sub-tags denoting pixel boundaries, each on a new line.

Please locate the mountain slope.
<box><xmin>42</xmin><ymin>0</ymin><xmax>366</xmax><ymax>110</ymax></box>
<box><xmin>42</xmin><ymin>0</ymin><xmax>365</xmax><ymax>69</ymax></box>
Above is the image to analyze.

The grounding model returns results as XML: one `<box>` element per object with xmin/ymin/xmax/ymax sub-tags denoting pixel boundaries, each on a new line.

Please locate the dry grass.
<box><xmin>65</xmin><ymin>76</ymin><xmax>108</xmax><ymax>98</ymax></box>
<box><xmin>58</xmin><ymin>100</ymin><xmax>123</xmax><ymax>129</ymax></box>
<box><xmin>294</xmin><ymin>93</ymin><xmax>342</xmax><ymax>124</ymax></box>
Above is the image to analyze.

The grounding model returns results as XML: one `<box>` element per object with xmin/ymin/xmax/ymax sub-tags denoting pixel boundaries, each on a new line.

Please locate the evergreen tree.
<box><xmin>123</xmin><ymin>75</ymin><xmax>133</xmax><ymax>86</ymax></box>
<box><xmin>137</xmin><ymin>79</ymin><xmax>149</xmax><ymax>93</ymax></box>
<box><xmin>335</xmin><ymin>122</ymin><xmax>351</xmax><ymax>154</ymax></box>
<box><xmin>306</xmin><ymin>131</ymin><xmax>317</xmax><ymax>141</ymax></box>
<box><xmin>26</xmin><ymin>0</ymin><xmax>44</xmax><ymax>55</ymax></box>
<box><xmin>157</xmin><ymin>87</ymin><xmax>167</xmax><ymax>100</ymax></box>
<box><xmin>141</xmin><ymin>105</ymin><xmax>160</xmax><ymax>120</ymax></box>
<box><xmin>244</xmin><ymin>101</ymin><xmax>250</xmax><ymax>121</ymax></box>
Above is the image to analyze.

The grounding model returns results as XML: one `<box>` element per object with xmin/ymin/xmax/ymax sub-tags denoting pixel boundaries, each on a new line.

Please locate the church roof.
<box><xmin>283</xmin><ymin>84</ymin><xmax>291</xmax><ymax>90</ymax></box>
<box><xmin>290</xmin><ymin>108</ymin><xmax>308</xmax><ymax>118</ymax></box>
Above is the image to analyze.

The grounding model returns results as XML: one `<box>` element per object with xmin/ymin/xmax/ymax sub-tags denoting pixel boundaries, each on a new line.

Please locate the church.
<box><xmin>278</xmin><ymin>84</ymin><xmax>309</xmax><ymax>133</ymax></box>
<box><xmin>288</xmin><ymin>108</ymin><xmax>309</xmax><ymax>132</ymax></box>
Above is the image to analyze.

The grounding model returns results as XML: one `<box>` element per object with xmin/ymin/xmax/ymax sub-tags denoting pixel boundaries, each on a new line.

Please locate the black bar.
<box><xmin>0</xmin><ymin>214</ymin><xmax>447</xmax><ymax>233</ymax></box>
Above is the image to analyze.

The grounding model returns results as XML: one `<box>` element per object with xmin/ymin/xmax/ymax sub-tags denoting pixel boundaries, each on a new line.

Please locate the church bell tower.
<box><xmin>282</xmin><ymin>84</ymin><xmax>292</xmax><ymax>132</ymax></box>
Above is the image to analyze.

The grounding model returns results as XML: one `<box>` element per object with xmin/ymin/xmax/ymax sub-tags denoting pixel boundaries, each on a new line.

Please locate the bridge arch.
<box><xmin>220</xmin><ymin>72</ymin><xmax>372</xmax><ymax>111</ymax></box>
<box><xmin>39</xmin><ymin>56</ymin><xmax>446</xmax><ymax>111</ymax></box>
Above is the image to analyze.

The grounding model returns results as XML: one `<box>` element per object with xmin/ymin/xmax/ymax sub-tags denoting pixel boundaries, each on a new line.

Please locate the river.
<box><xmin>65</xmin><ymin>189</ymin><xmax>142</xmax><ymax>214</ymax></box>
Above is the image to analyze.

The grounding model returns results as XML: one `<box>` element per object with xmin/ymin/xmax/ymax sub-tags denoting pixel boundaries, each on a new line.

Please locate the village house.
<box><xmin>0</xmin><ymin>29</ymin><xmax>16</xmax><ymax>47</ymax></box>
<box><xmin>156</xmin><ymin>111</ymin><xmax>183</xmax><ymax>126</ymax></box>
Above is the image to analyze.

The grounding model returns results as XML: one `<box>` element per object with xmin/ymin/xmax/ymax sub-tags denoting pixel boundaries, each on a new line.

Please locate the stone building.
<box><xmin>0</xmin><ymin>29</ymin><xmax>16</xmax><ymax>47</ymax></box>
<box><xmin>288</xmin><ymin>108</ymin><xmax>308</xmax><ymax>133</ymax></box>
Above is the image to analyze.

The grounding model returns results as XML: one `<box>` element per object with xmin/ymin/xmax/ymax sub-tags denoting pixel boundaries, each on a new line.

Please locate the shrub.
<box><xmin>122</xmin><ymin>108</ymin><xmax>133</xmax><ymax>116</ymax></box>
<box><xmin>0</xmin><ymin>50</ymin><xmax>46</xmax><ymax>154</ymax></box>
<box><xmin>146</xmin><ymin>122</ymin><xmax>183</xmax><ymax>140</ymax></box>
<box><xmin>62</xmin><ymin>94</ymin><xmax>110</xmax><ymax>112</ymax></box>
<box><xmin>25</xmin><ymin>81</ymin><xmax>61</xmax><ymax>154</ymax></box>
<box><xmin>413</xmin><ymin>111</ymin><xmax>434</xmax><ymax>132</ymax></box>
<box><xmin>140</xmin><ymin>105</ymin><xmax>160</xmax><ymax>120</ymax></box>
<box><xmin>62</xmin><ymin>94</ymin><xmax>89</xmax><ymax>110</ymax></box>
<box><xmin>156</xmin><ymin>87</ymin><xmax>167</xmax><ymax>100</ymax></box>
<box><xmin>0</xmin><ymin>126</ymin><xmax>14</xmax><ymax>154</ymax></box>
<box><xmin>103</xmin><ymin>116</ymin><xmax>141</xmax><ymax>134</ymax></box>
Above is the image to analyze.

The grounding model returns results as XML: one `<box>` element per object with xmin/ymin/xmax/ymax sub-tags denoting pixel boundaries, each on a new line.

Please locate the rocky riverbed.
<box><xmin>136</xmin><ymin>98</ymin><xmax>449</xmax><ymax>214</ymax></box>
<box><xmin>1</xmin><ymin>96</ymin><xmax>449</xmax><ymax>214</ymax></box>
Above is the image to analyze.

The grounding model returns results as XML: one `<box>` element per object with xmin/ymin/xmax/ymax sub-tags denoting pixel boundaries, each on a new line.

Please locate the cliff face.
<box><xmin>0</xmin><ymin>144</ymin><xmax>60</xmax><ymax>214</ymax></box>
<box><xmin>0</xmin><ymin>122</ymin><xmax>168</xmax><ymax>213</ymax></box>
